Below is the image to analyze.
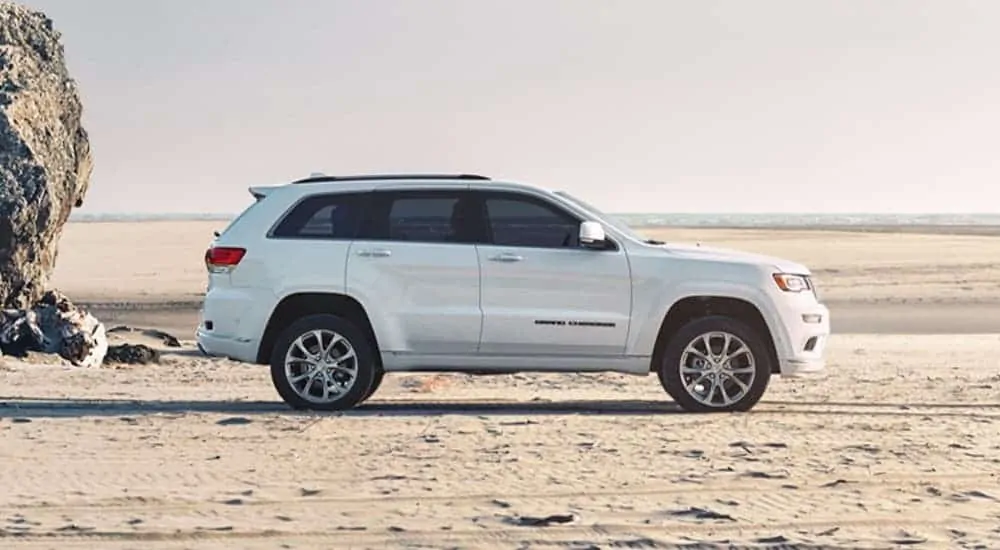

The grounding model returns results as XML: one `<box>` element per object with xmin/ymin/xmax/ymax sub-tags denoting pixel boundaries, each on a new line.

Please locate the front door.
<box><xmin>346</xmin><ymin>187</ymin><xmax>483</xmax><ymax>355</ymax></box>
<box><xmin>475</xmin><ymin>191</ymin><xmax>632</xmax><ymax>357</ymax></box>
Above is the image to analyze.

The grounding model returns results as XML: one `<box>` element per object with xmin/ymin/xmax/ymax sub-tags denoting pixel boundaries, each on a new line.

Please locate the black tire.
<box><xmin>269</xmin><ymin>313</ymin><xmax>377</xmax><ymax>411</ymax></box>
<box><xmin>658</xmin><ymin>315</ymin><xmax>771</xmax><ymax>413</ymax></box>
<box><xmin>360</xmin><ymin>369</ymin><xmax>385</xmax><ymax>403</ymax></box>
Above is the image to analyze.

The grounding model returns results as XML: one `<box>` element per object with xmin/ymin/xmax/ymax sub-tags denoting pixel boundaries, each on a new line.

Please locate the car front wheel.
<box><xmin>361</xmin><ymin>369</ymin><xmax>385</xmax><ymax>402</ymax></box>
<box><xmin>658</xmin><ymin>315</ymin><xmax>772</xmax><ymax>413</ymax></box>
<box><xmin>269</xmin><ymin>314</ymin><xmax>377</xmax><ymax>411</ymax></box>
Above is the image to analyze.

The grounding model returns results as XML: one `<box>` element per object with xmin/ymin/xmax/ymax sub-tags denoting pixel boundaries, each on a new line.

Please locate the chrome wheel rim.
<box><xmin>680</xmin><ymin>331</ymin><xmax>756</xmax><ymax>408</ymax></box>
<box><xmin>284</xmin><ymin>329</ymin><xmax>358</xmax><ymax>403</ymax></box>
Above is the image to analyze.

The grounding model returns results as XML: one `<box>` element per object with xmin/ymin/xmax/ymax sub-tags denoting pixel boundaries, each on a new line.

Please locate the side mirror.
<box><xmin>579</xmin><ymin>221</ymin><xmax>607</xmax><ymax>248</ymax></box>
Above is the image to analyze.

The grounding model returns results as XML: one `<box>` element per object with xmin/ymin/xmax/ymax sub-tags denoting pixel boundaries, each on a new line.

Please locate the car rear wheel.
<box><xmin>269</xmin><ymin>314</ymin><xmax>376</xmax><ymax>411</ymax></box>
<box><xmin>658</xmin><ymin>315</ymin><xmax>771</xmax><ymax>413</ymax></box>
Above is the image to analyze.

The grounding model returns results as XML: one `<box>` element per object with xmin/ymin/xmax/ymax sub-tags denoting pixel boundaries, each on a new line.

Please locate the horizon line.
<box><xmin>68</xmin><ymin>211</ymin><xmax>1000</xmax><ymax>217</ymax></box>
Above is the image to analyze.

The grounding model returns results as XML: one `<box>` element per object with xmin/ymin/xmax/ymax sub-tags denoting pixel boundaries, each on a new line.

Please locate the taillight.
<box><xmin>205</xmin><ymin>246</ymin><xmax>246</xmax><ymax>271</ymax></box>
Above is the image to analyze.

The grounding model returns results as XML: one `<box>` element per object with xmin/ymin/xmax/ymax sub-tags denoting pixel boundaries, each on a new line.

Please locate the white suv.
<box><xmin>198</xmin><ymin>173</ymin><xmax>829</xmax><ymax>413</ymax></box>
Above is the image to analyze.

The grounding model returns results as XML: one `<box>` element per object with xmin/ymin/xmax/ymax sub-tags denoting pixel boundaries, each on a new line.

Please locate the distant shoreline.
<box><xmin>69</xmin><ymin>213</ymin><xmax>237</xmax><ymax>223</ymax></box>
<box><xmin>65</xmin><ymin>214</ymin><xmax>1000</xmax><ymax>236</ymax></box>
<box><xmin>637</xmin><ymin>223</ymin><xmax>1000</xmax><ymax>236</ymax></box>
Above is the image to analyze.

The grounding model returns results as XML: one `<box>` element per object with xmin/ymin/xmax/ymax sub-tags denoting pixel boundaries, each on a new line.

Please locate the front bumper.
<box><xmin>780</xmin><ymin>357</ymin><xmax>826</xmax><ymax>377</ymax></box>
<box><xmin>775</xmin><ymin>303</ymin><xmax>830</xmax><ymax>376</ymax></box>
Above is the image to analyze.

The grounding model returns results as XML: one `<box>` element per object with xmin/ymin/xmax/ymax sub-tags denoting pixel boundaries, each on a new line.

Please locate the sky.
<box><xmin>17</xmin><ymin>0</ymin><xmax>1000</xmax><ymax>214</ymax></box>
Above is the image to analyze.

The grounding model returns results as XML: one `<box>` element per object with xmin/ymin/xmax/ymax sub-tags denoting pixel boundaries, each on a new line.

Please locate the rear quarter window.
<box><xmin>270</xmin><ymin>192</ymin><xmax>365</xmax><ymax>239</ymax></box>
<box><xmin>217</xmin><ymin>197</ymin><xmax>263</xmax><ymax>238</ymax></box>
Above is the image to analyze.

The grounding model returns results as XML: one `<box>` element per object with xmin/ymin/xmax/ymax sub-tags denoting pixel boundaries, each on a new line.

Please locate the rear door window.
<box><xmin>358</xmin><ymin>190</ymin><xmax>485</xmax><ymax>244</ymax></box>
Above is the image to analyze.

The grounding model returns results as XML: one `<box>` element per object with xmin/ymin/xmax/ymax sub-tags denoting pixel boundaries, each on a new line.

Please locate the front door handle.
<box><xmin>489</xmin><ymin>253</ymin><xmax>524</xmax><ymax>263</ymax></box>
<box><xmin>357</xmin><ymin>248</ymin><xmax>392</xmax><ymax>258</ymax></box>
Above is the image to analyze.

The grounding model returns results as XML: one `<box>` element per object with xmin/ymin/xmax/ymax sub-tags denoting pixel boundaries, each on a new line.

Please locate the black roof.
<box><xmin>292</xmin><ymin>173</ymin><xmax>491</xmax><ymax>184</ymax></box>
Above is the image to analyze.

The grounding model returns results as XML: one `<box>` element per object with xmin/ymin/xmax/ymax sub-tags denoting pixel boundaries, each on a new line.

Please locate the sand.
<box><xmin>2</xmin><ymin>221</ymin><xmax>1000</xmax><ymax>549</ymax></box>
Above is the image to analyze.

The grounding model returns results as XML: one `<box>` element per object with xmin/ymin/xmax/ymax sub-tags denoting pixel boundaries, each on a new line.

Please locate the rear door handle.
<box><xmin>357</xmin><ymin>248</ymin><xmax>392</xmax><ymax>258</ymax></box>
<box><xmin>489</xmin><ymin>253</ymin><xmax>523</xmax><ymax>263</ymax></box>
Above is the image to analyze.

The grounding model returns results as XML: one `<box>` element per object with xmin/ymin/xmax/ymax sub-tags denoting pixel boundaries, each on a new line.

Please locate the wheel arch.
<box><xmin>650</xmin><ymin>295</ymin><xmax>781</xmax><ymax>374</ymax></box>
<box><xmin>256</xmin><ymin>292</ymin><xmax>380</xmax><ymax>365</ymax></box>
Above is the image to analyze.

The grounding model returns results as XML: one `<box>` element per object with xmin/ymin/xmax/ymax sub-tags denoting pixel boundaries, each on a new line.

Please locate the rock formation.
<box><xmin>1</xmin><ymin>2</ymin><xmax>93</xmax><ymax>309</ymax></box>
<box><xmin>0</xmin><ymin>4</ymin><xmax>105</xmax><ymax>366</ymax></box>
<box><xmin>0</xmin><ymin>289</ymin><xmax>107</xmax><ymax>367</ymax></box>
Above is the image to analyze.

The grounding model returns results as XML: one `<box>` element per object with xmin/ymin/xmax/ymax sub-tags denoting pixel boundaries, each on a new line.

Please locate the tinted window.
<box><xmin>271</xmin><ymin>193</ymin><xmax>364</xmax><ymax>239</ymax></box>
<box><xmin>484</xmin><ymin>194</ymin><xmax>580</xmax><ymax>248</ymax></box>
<box><xmin>359</xmin><ymin>190</ymin><xmax>483</xmax><ymax>244</ymax></box>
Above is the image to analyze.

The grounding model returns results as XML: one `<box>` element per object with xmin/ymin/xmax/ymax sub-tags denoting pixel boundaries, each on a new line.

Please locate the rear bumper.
<box><xmin>197</xmin><ymin>285</ymin><xmax>273</xmax><ymax>364</ymax></box>
<box><xmin>195</xmin><ymin>327</ymin><xmax>259</xmax><ymax>363</ymax></box>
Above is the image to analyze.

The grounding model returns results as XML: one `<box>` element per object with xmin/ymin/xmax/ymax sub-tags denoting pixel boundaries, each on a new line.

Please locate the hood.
<box><xmin>655</xmin><ymin>242</ymin><xmax>811</xmax><ymax>275</ymax></box>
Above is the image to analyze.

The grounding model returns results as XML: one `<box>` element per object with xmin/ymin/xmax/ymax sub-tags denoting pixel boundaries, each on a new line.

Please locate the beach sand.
<box><xmin>2</xmin><ymin>221</ymin><xmax>999</xmax><ymax>549</ymax></box>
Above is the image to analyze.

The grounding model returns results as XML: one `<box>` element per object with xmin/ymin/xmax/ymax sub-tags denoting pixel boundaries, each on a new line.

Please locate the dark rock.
<box><xmin>741</xmin><ymin>470</ymin><xmax>790</xmax><ymax>480</ymax></box>
<box><xmin>0</xmin><ymin>290</ymin><xmax>106</xmax><ymax>366</ymax></box>
<box><xmin>820</xmin><ymin>479</ymin><xmax>851</xmax><ymax>488</ymax></box>
<box><xmin>105</xmin><ymin>343</ymin><xmax>159</xmax><ymax>365</ymax></box>
<box><xmin>667</xmin><ymin>506</ymin><xmax>736</xmax><ymax>521</ymax></box>
<box><xmin>107</xmin><ymin>325</ymin><xmax>182</xmax><ymax>347</ymax></box>
<box><xmin>890</xmin><ymin>533</ymin><xmax>928</xmax><ymax>545</ymax></box>
<box><xmin>216</xmin><ymin>416</ymin><xmax>252</xmax><ymax>426</ymax></box>
<box><xmin>1</xmin><ymin>3</ymin><xmax>93</xmax><ymax>309</ymax></box>
<box><xmin>504</xmin><ymin>514</ymin><xmax>576</xmax><ymax>527</ymax></box>
<box><xmin>756</xmin><ymin>535</ymin><xmax>791</xmax><ymax>544</ymax></box>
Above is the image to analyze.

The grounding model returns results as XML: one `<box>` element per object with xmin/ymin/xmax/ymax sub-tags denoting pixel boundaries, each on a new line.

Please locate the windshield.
<box><xmin>554</xmin><ymin>191</ymin><xmax>655</xmax><ymax>244</ymax></box>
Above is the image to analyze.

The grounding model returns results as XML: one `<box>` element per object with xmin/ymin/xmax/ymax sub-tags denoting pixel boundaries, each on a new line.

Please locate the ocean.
<box><xmin>67</xmin><ymin>211</ymin><xmax>1000</xmax><ymax>228</ymax></box>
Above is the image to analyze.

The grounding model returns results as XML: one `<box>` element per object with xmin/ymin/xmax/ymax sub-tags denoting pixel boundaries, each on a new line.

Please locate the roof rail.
<box><xmin>292</xmin><ymin>173</ymin><xmax>491</xmax><ymax>184</ymax></box>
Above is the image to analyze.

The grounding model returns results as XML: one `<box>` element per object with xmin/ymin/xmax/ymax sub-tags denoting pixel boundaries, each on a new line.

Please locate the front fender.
<box><xmin>627</xmin><ymin>280</ymin><xmax>785</xmax><ymax>359</ymax></box>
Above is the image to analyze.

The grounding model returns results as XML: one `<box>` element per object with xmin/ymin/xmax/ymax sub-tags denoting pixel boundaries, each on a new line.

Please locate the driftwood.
<box><xmin>0</xmin><ymin>290</ymin><xmax>107</xmax><ymax>367</ymax></box>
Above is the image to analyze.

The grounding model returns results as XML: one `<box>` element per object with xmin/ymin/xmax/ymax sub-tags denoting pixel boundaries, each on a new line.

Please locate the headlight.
<box><xmin>772</xmin><ymin>273</ymin><xmax>811</xmax><ymax>293</ymax></box>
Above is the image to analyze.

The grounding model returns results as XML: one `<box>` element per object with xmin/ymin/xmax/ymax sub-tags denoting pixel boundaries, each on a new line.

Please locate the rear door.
<box><xmin>345</xmin><ymin>186</ymin><xmax>484</xmax><ymax>355</ymax></box>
